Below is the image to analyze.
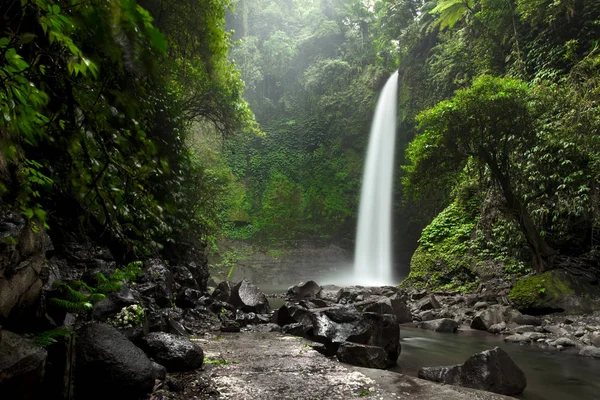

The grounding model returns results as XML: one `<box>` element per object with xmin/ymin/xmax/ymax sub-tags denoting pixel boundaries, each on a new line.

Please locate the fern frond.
<box><xmin>50</xmin><ymin>297</ymin><xmax>93</xmax><ymax>313</ymax></box>
<box><xmin>89</xmin><ymin>293</ymin><xmax>107</xmax><ymax>304</ymax></box>
<box><xmin>96</xmin><ymin>282</ymin><xmax>122</xmax><ymax>294</ymax></box>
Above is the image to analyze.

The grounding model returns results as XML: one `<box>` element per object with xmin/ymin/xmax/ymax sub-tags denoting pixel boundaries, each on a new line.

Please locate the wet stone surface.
<box><xmin>187</xmin><ymin>332</ymin><xmax>515</xmax><ymax>400</ymax></box>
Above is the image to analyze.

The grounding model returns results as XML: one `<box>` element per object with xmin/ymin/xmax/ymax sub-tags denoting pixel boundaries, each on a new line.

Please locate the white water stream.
<box><xmin>353</xmin><ymin>71</ymin><xmax>399</xmax><ymax>286</ymax></box>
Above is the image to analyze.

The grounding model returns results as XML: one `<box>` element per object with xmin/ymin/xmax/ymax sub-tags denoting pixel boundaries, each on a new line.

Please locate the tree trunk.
<box><xmin>480</xmin><ymin>149</ymin><xmax>555</xmax><ymax>272</ymax></box>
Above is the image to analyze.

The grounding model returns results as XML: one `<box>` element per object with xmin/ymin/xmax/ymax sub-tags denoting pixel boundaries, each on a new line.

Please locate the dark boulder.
<box><xmin>185</xmin><ymin>261</ymin><xmax>209</xmax><ymax>292</ymax></box>
<box><xmin>415</xmin><ymin>295</ymin><xmax>441</xmax><ymax>311</ymax></box>
<box><xmin>92</xmin><ymin>287</ymin><xmax>137</xmax><ymax>321</ymax></box>
<box><xmin>317</xmin><ymin>285</ymin><xmax>342</xmax><ymax>302</ymax></box>
<box><xmin>75</xmin><ymin>323</ymin><xmax>155</xmax><ymax>400</ymax></box>
<box><xmin>212</xmin><ymin>281</ymin><xmax>232</xmax><ymax>302</ymax></box>
<box><xmin>139</xmin><ymin>259</ymin><xmax>174</xmax><ymax>308</ymax></box>
<box><xmin>228</xmin><ymin>279</ymin><xmax>270</xmax><ymax>313</ymax></box>
<box><xmin>171</xmin><ymin>265</ymin><xmax>198</xmax><ymax>290</ymax></box>
<box><xmin>512</xmin><ymin>314</ymin><xmax>542</xmax><ymax>326</ymax></box>
<box><xmin>182</xmin><ymin>307</ymin><xmax>220</xmax><ymax>334</ymax></box>
<box><xmin>176</xmin><ymin>288</ymin><xmax>203</xmax><ymax>309</ymax></box>
<box><xmin>470</xmin><ymin>305</ymin><xmax>521</xmax><ymax>331</ymax></box>
<box><xmin>361</xmin><ymin>294</ymin><xmax>412</xmax><ymax>323</ymax></box>
<box><xmin>287</xmin><ymin>281</ymin><xmax>322</xmax><ymax>300</ymax></box>
<box><xmin>418</xmin><ymin>347</ymin><xmax>527</xmax><ymax>395</ymax></box>
<box><xmin>143</xmin><ymin>332</ymin><xmax>204</xmax><ymax>372</ymax></box>
<box><xmin>336</xmin><ymin>342</ymin><xmax>387</xmax><ymax>369</ymax></box>
<box><xmin>0</xmin><ymin>330</ymin><xmax>47</xmax><ymax>400</ymax></box>
<box><xmin>416</xmin><ymin>318</ymin><xmax>458</xmax><ymax>333</ymax></box>
<box><xmin>282</xmin><ymin>322</ymin><xmax>311</xmax><ymax>336</ymax></box>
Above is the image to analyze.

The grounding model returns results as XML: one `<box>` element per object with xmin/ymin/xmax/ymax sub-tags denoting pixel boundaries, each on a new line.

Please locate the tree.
<box><xmin>404</xmin><ymin>76</ymin><xmax>555</xmax><ymax>272</ymax></box>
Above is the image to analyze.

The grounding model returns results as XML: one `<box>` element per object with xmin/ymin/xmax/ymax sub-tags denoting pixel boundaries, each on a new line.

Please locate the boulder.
<box><xmin>182</xmin><ymin>307</ymin><xmax>220</xmax><ymax>334</ymax></box>
<box><xmin>228</xmin><ymin>279</ymin><xmax>270</xmax><ymax>314</ymax></box>
<box><xmin>317</xmin><ymin>285</ymin><xmax>342</xmax><ymax>302</ymax></box>
<box><xmin>554</xmin><ymin>337</ymin><xmax>578</xmax><ymax>347</ymax></box>
<box><xmin>176</xmin><ymin>288</ymin><xmax>203</xmax><ymax>309</ymax></box>
<box><xmin>138</xmin><ymin>259</ymin><xmax>174</xmax><ymax>308</ymax></box>
<box><xmin>488</xmin><ymin>321</ymin><xmax>507</xmax><ymax>334</ymax></box>
<box><xmin>212</xmin><ymin>281</ymin><xmax>232</xmax><ymax>302</ymax></box>
<box><xmin>416</xmin><ymin>318</ymin><xmax>458</xmax><ymax>333</ymax></box>
<box><xmin>474</xmin><ymin>301</ymin><xmax>489</xmax><ymax>310</ymax></box>
<box><xmin>185</xmin><ymin>261</ymin><xmax>209</xmax><ymax>292</ymax></box>
<box><xmin>579</xmin><ymin>346</ymin><xmax>600</xmax><ymax>358</ymax></box>
<box><xmin>418</xmin><ymin>347</ymin><xmax>527</xmax><ymax>395</ymax></box>
<box><xmin>143</xmin><ymin>332</ymin><xmax>204</xmax><ymax>372</ymax></box>
<box><xmin>418</xmin><ymin>310</ymin><xmax>436</xmax><ymax>321</ymax></box>
<box><xmin>287</xmin><ymin>281</ymin><xmax>321</xmax><ymax>299</ymax></box>
<box><xmin>336</xmin><ymin>342</ymin><xmax>387</xmax><ymax>369</ymax></box>
<box><xmin>171</xmin><ymin>265</ymin><xmax>198</xmax><ymax>290</ymax></box>
<box><xmin>75</xmin><ymin>323</ymin><xmax>155</xmax><ymax>400</ymax></box>
<box><xmin>361</xmin><ymin>294</ymin><xmax>412</xmax><ymax>323</ymax></box>
<box><xmin>470</xmin><ymin>305</ymin><xmax>520</xmax><ymax>331</ymax></box>
<box><xmin>504</xmin><ymin>334</ymin><xmax>530</xmax><ymax>343</ymax></box>
<box><xmin>415</xmin><ymin>295</ymin><xmax>440</xmax><ymax>311</ymax></box>
<box><xmin>92</xmin><ymin>287</ymin><xmax>137</xmax><ymax>321</ymax></box>
<box><xmin>0</xmin><ymin>330</ymin><xmax>47</xmax><ymax>400</ymax></box>
<box><xmin>513</xmin><ymin>314</ymin><xmax>542</xmax><ymax>326</ymax></box>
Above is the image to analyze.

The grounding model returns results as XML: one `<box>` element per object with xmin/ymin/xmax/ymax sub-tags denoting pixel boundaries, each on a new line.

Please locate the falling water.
<box><xmin>353</xmin><ymin>71</ymin><xmax>399</xmax><ymax>286</ymax></box>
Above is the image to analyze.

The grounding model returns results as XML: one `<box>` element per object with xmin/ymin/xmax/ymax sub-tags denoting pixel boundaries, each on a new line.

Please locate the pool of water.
<box><xmin>396</xmin><ymin>326</ymin><xmax>600</xmax><ymax>400</ymax></box>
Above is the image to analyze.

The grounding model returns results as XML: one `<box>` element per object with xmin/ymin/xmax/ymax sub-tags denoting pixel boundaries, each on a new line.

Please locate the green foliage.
<box><xmin>508</xmin><ymin>270</ymin><xmax>576</xmax><ymax>310</ymax></box>
<box><xmin>107</xmin><ymin>304</ymin><xmax>145</xmax><ymax>329</ymax></box>
<box><xmin>25</xmin><ymin>329</ymin><xmax>73</xmax><ymax>348</ymax></box>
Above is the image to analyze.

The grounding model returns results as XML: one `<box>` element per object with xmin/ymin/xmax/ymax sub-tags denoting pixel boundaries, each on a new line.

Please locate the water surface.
<box><xmin>396</xmin><ymin>326</ymin><xmax>600</xmax><ymax>400</ymax></box>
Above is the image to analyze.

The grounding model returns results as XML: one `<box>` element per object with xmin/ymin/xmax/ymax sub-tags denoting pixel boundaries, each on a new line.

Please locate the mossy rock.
<box><xmin>509</xmin><ymin>270</ymin><xmax>600</xmax><ymax>314</ymax></box>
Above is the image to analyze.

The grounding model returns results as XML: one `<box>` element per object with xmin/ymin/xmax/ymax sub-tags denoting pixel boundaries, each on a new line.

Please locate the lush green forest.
<box><xmin>2</xmin><ymin>0</ymin><xmax>600</xmax><ymax>292</ymax></box>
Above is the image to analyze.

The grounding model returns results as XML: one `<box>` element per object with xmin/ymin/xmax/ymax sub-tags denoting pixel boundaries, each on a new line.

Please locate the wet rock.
<box><xmin>282</xmin><ymin>322</ymin><xmax>311</xmax><ymax>336</ymax></box>
<box><xmin>171</xmin><ymin>265</ymin><xmax>198</xmax><ymax>289</ymax></box>
<box><xmin>522</xmin><ymin>332</ymin><xmax>546</xmax><ymax>341</ymax></box>
<box><xmin>277</xmin><ymin>303</ymin><xmax>312</xmax><ymax>328</ymax></box>
<box><xmin>337</xmin><ymin>286</ymin><xmax>370</xmax><ymax>304</ymax></box>
<box><xmin>470</xmin><ymin>305</ymin><xmax>520</xmax><ymax>331</ymax></box>
<box><xmin>510</xmin><ymin>325</ymin><xmax>537</xmax><ymax>334</ymax></box>
<box><xmin>151</xmin><ymin>361</ymin><xmax>167</xmax><ymax>380</ymax></box>
<box><xmin>416</xmin><ymin>295</ymin><xmax>441</xmax><ymax>311</ymax></box>
<box><xmin>209</xmin><ymin>299</ymin><xmax>235</xmax><ymax>314</ymax></box>
<box><xmin>543</xmin><ymin>325</ymin><xmax>569</xmax><ymax>337</ymax></box>
<box><xmin>416</xmin><ymin>318</ymin><xmax>458</xmax><ymax>333</ymax></box>
<box><xmin>167</xmin><ymin>317</ymin><xmax>188</xmax><ymax>336</ymax></box>
<box><xmin>418</xmin><ymin>347</ymin><xmax>527</xmax><ymax>395</ymax></box>
<box><xmin>579</xmin><ymin>346</ymin><xmax>600</xmax><ymax>358</ymax></box>
<box><xmin>488</xmin><ymin>321</ymin><xmax>507</xmax><ymax>334</ymax></box>
<box><xmin>336</xmin><ymin>342</ymin><xmax>387</xmax><ymax>369</ymax></box>
<box><xmin>504</xmin><ymin>334</ymin><xmax>530</xmax><ymax>343</ymax></box>
<box><xmin>411</xmin><ymin>290</ymin><xmax>428</xmax><ymax>301</ymax></box>
<box><xmin>228</xmin><ymin>279</ymin><xmax>270</xmax><ymax>314</ymax></box>
<box><xmin>474</xmin><ymin>301</ymin><xmax>489</xmax><ymax>310</ymax></box>
<box><xmin>182</xmin><ymin>307</ymin><xmax>220</xmax><ymax>334</ymax></box>
<box><xmin>139</xmin><ymin>260</ymin><xmax>174</xmax><ymax>308</ymax></box>
<box><xmin>362</xmin><ymin>294</ymin><xmax>412</xmax><ymax>323</ymax></box>
<box><xmin>554</xmin><ymin>337</ymin><xmax>577</xmax><ymax>347</ymax></box>
<box><xmin>300</xmin><ymin>298</ymin><xmax>332</xmax><ymax>308</ymax></box>
<box><xmin>323</xmin><ymin>305</ymin><xmax>362</xmax><ymax>323</ymax></box>
<box><xmin>287</xmin><ymin>281</ymin><xmax>321</xmax><ymax>299</ymax></box>
<box><xmin>418</xmin><ymin>310</ymin><xmax>437</xmax><ymax>322</ymax></box>
<box><xmin>212</xmin><ymin>281</ymin><xmax>232</xmax><ymax>302</ymax></box>
<box><xmin>92</xmin><ymin>287</ymin><xmax>137</xmax><ymax>321</ymax></box>
<box><xmin>0</xmin><ymin>330</ymin><xmax>47</xmax><ymax>400</ymax></box>
<box><xmin>185</xmin><ymin>261</ymin><xmax>209</xmax><ymax>292</ymax></box>
<box><xmin>317</xmin><ymin>284</ymin><xmax>342</xmax><ymax>302</ymax></box>
<box><xmin>513</xmin><ymin>314</ymin><xmax>542</xmax><ymax>326</ymax></box>
<box><xmin>143</xmin><ymin>332</ymin><xmax>204</xmax><ymax>372</ymax></box>
<box><xmin>75</xmin><ymin>323</ymin><xmax>155</xmax><ymax>400</ymax></box>
<box><xmin>176</xmin><ymin>288</ymin><xmax>203</xmax><ymax>309</ymax></box>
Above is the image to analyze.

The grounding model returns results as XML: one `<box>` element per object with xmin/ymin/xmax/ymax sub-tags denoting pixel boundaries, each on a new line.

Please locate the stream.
<box><xmin>396</xmin><ymin>326</ymin><xmax>600</xmax><ymax>400</ymax></box>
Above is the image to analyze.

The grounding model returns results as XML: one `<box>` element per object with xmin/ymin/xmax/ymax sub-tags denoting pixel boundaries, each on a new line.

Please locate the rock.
<box><xmin>575</xmin><ymin>329</ymin><xmax>585</xmax><ymax>337</ymax></box>
<box><xmin>415</xmin><ymin>295</ymin><xmax>440</xmax><ymax>311</ymax></box>
<box><xmin>323</xmin><ymin>305</ymin><xmax>362</xmax><ymax>323</ymax></box>
<box><xmin>488</xmin><ymin>321</ymin><xmax>506</xmax><ymax>334</ymax></box>
<box><xmin>416</xmin><ymin>318</ymin><xmax>458</xmax><ymax>333</ymax></box>
<box><xmin>282</xmin><ymin>322</ymin><xmax>311</xmax><ymax>336</ymax></box>
<box><xmin>543</xmin><ymin>324</ymin><xmax>569</xmax><ymax>337</ymax></box>
<box><xmin>139</xmin><ymin>259</ymin><xmax>174</xmax><ymax>308</ymax></box>
<box><xmin>92</xmin><ymin>287</ymin><xmax>137</xmax><ymax>321</ymax></box>
<box><xmin>418</xmin><ymin>347</ymin><xmax>527</xmax><ymax>395</ymax></box>
<box><xmin>171</xmin><ymin>265</ymin><xmax>198</xmax><ymax>289</ymax></box>
<box><xmin>554</xmin><ymin>337</ymin><xmax>578</xmax><ymax>347</ymax></box>
<box><xmin>0</xmin><ymin>330</ymin><xmax>47</xmax><ymax>400</ymax></box>
<box><xmin>75</xmin><ymin>323</ymin><xmax>155</xmax><ymax>400</ymax></box>
<box><xmin>474</xmin><ymin>301</ymin><xmax>488</xmax><ymax>310</ymax></box>
<box><xmin>228</xmin><ymin>279</ymin><xmax>270</xmax><ymax>314</ymax></box>
<box><xmin>336</xmin><ymin>342</ymin><xmax>387</xmax><ymax>369</ymax></box>
<box><xmin>176</xmin><ymin>288</ymin><xmax>203</xmax><ymax>309</ymax></box>
<box><xmin>182</xmin><ymin>307</ymin><xmax>220</xmax><ymax>334</ymax></box>
<box><xmin>513</xmin><ymin>314</ymin><xmax>542</xmax><ymax>326</ymax></box>
<box><xmin>388</xmin><ymin>293</ymin><xmax>412</xmax><ymax>323</ymax></box>
<box><xmin>504</xmin><ymin>334</ymin><xmax>530</xmax><ymax>343</ymax></box>
<box><xmin>317</xmin><ymin>284</ymin><xmax>342</xmax><ymax>302</ymax></box>
<box><xmin>277</xmin><ymin>303</ymin><xmax>312</xmax><ymax>328</ymax></box>
<box><xmin>151</xmin><ymin>361</ymin><xmax>167</xmax><ymax>380</ymax></box>
<box><xmin>0</xmin><ymin>210</ymin><xmax>51</xmax><ymax>327</ymax></box>
<box><xmin>579</xmin><ymin>346</ymin><xmax>600</xmax><ymax>358</ymax></box>
<box><xmin>212</xmin><ymin>281</ymin><xmax>232</xmax><ymax>302</ymax></box>
<box><xmin>523</xmin><ymin>332</ymin><xmax>547</xmax><ymax>341</ymax></box>
<box><xmin>510</xmin><ymin>325</ymin><xmax>536</xmax><ymax>334</ymax></box>
<box><xmin>287</xmin><ymin>281</ymin><xmax>321</xmax><ymax>299</ymax></box>
<box><xmin>144</xmin><ymin>332</ymin><xmax>204</xmax><ymax>372</ymax></box>
<box><xmin>411</xmin><ymin>290</ymin><xmax>428</xmax><ymax>300</ymax></box>
<box><xmin>470</xmin><ymin>305</ymin><xmax>519</xmax><ymax>331</ymax></box>
<box><xmin>418</xmin><ymin>310</ymin><xmax>436</xmax><ymax>321</ymax></box>
<box><xmin>185</xmin><ymin>261</ymin><xmax>209</xmax><ymax>292</ymax></box>
<box><xmin>168</xmin><ymin>317</ymin><xmax>189</xmax><ymax>336</ymax></box>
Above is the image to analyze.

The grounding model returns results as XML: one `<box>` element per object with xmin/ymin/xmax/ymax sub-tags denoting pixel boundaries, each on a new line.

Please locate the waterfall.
<box><xmin>353</xmin><ymin>71</ymin><xmax>399</xmax><ymax>286</ymax></box>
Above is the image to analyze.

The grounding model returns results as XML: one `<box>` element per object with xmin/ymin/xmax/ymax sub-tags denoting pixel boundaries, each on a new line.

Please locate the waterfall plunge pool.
<box><xmin>395</xmin><ymin>326</ymin><xmax>600</xmax><ymax>400</ymax></box>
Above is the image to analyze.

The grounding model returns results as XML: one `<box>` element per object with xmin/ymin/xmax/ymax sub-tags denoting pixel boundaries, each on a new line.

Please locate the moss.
<box><xmin>509</xmin><ymin>270</ymin><xmax>576</xmax><ymax>310</ymax></box>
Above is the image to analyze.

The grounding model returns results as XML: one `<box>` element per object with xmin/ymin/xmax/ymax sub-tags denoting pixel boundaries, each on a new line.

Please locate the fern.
<box><xmin>49</xmin><ymin>297</ymin><xmax>93</xmax><ymax>313</ymax></box>
<box><xmin>25</xmin><ymin>329</ymin><xmax>73</xmax><ymax>348</ymax></box>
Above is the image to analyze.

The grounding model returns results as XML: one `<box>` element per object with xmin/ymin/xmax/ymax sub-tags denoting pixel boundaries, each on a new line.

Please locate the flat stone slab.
<box><xmin>193</xmin><ymin>332</ymin><xmax>514</xmax><ymax>400</ymax></box>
